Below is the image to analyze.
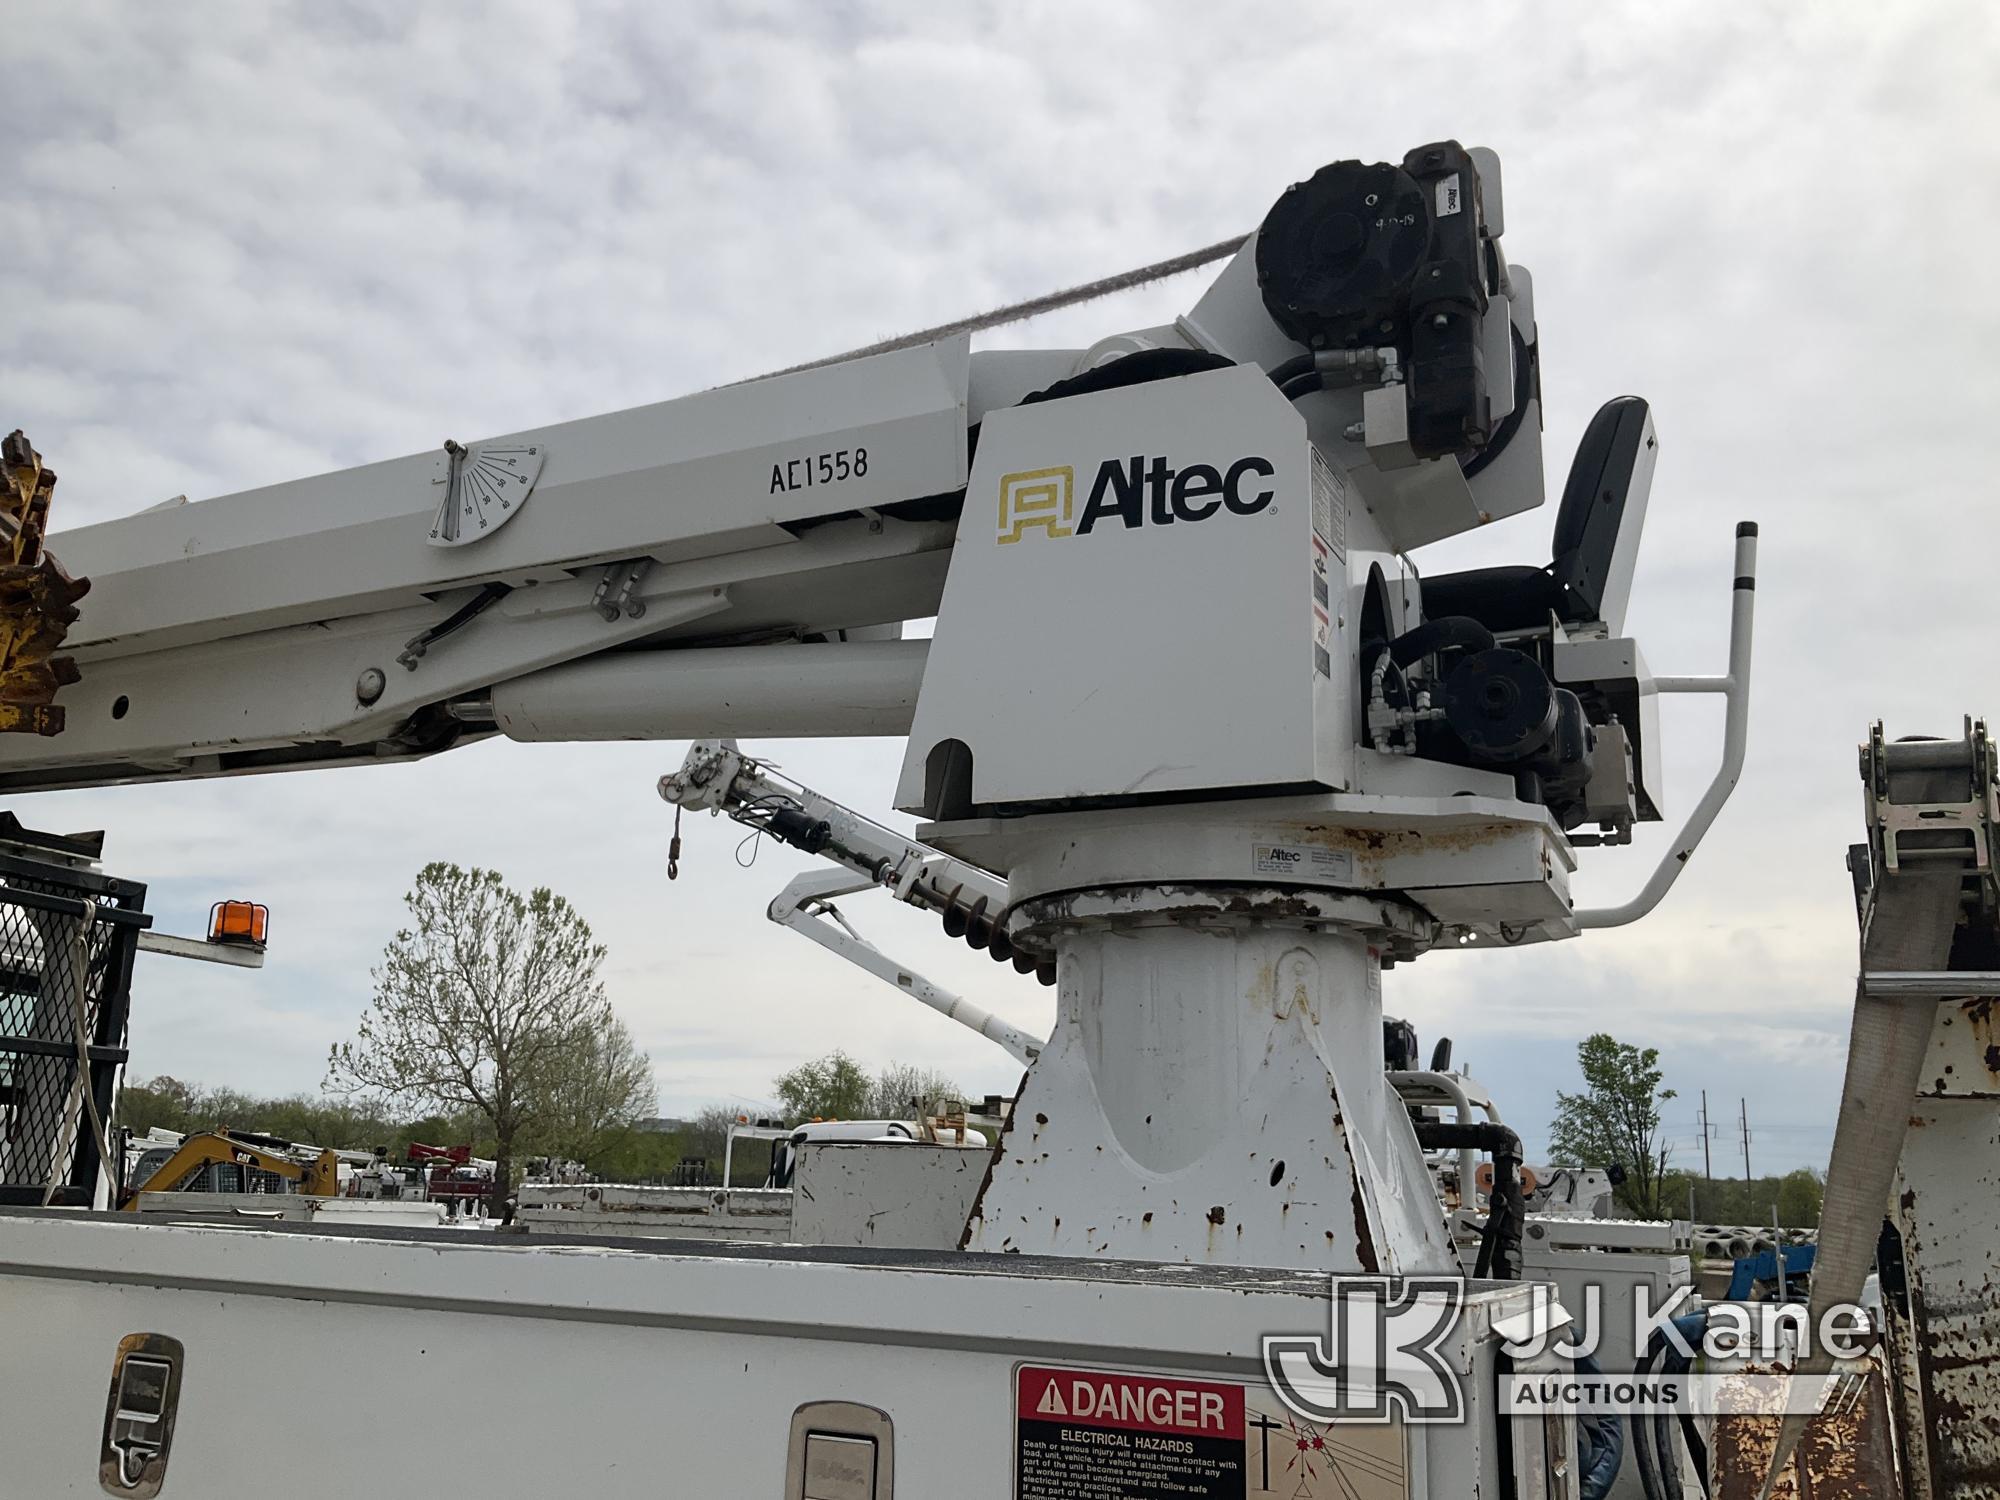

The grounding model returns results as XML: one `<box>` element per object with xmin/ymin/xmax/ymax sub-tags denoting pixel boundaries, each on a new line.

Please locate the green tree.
<box><xmin>393</xmin><ymin>1109</ymin><xmax>492</xmax><ymax>1159</ymax></box>
<box><xmin>1549</xmin><ymin>1033</ymin><xmax>1677</xmax><ymax>1218</ymax></box>
<box><xmin>116</xmin><ymin>1075</ymin><xmax>201</xmax><ymax>1136</ymax></box>
<box><xmin>677</xmin><ymin>1104</ymin><xmax>738</xmax><ymax>1173</ymax></box>
<box><xmin>773</xmin><ymin>1050</ymin><xmax>871</xmax><ymax>1121</ymax></box>
<box><xmin>1659</xmin><ymin>1167</ymin><xmax>1824</xmax><ymax>1232</ymax></box>
<box><xmin>191</xmin><ymin>1085</ymin><xmax>260</xmax><ymax>1132</ymax></box>
<box><xmin>324</xmin><ymin>863</ymin><xmax>638</xmax><ymax>1216</ymax></box>
<box><xmin>585</xmin><ymin>1127</ymin><xmax>682</xmax><ymax>1183</ymax></box>
<box><xmin>1774</xmin><ymin>1167</ymin><xmax>1824</xmax><ymax>1228</ymax></box>
<box><xmin>669</xmin><ymin>1103</ymin><xmax>776</xmax><ymax>1185</ymax></box>
<box><xmin>251</xmin><ymin>1093</ymin><xmax>399</xmax><ymax>1152</ymax></box>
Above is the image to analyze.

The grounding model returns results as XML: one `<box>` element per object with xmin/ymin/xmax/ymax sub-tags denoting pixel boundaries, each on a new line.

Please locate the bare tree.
<box><xmin>325</xmin><ymin>863</ymin><xmax>629</xmax><ymax>1215</ymax></box>
<box><xmin>865</xmin><ymin>1062</ymin><xmax>963</xmax><ymax>1122</ymax></box>
<box><xmin>523</xmin><ymin>1014</ymin><xmax>657</xmax><ymax>1165</ymax></box>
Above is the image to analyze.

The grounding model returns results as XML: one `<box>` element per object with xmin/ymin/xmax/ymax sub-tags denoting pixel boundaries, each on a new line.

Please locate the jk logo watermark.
<box><xmin>1263</xmin><ymin>1278</ymin><xmax>1881</xmax><ymax>1424</ymax></box>
<box><xmin>1262</xmin><ymin>1278</ymin><xmax>1466</xmax><ymax>1425</ymax></box>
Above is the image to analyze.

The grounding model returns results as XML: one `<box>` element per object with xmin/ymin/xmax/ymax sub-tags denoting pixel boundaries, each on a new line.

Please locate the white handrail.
<box><xmin>1576</xmin><ymin>521</ymin><xmax>1758</xmax><ymax>929</ymax></box>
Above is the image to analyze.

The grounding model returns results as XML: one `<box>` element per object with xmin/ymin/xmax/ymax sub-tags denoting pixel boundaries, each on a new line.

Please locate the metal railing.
<box><xmin>0</xmin><ymin>847</ymin><xmax>149</xmax><ymax>1207</ymax></box>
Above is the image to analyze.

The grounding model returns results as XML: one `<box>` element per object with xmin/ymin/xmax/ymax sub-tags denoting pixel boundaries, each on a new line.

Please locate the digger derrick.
<box><xmin>0</xmin><ymin>431</ymin><xmax>88</xmax><ymax>735</ymax></box>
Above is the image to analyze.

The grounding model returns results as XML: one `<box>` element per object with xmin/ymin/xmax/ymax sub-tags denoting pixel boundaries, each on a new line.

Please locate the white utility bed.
<box><xmin>0</xmin><ymin>1210</ymin><xmax>1544</xmax><ymax>1498</ymax></box>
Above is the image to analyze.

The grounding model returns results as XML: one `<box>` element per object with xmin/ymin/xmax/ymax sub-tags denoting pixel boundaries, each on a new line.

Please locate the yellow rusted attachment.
<box><xmin>0</xmin><ymin>430</ymin><xmax>89</xmax><ymax>736</ymax></box>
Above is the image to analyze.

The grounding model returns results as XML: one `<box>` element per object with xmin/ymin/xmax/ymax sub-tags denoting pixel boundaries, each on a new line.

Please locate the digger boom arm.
<box><xmin>121</xmin><ymin>1133</ymin><xmax>339</xmax><ymax>1208</ymax></box>
<box><xmin>660</xmin><ymin>739</ymin><xmax>1053</xmax><ymax>982</ymax></box>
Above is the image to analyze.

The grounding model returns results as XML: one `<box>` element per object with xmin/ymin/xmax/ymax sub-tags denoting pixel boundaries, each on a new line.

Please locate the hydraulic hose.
<box><xmin>1411</xmin><ymin>1119</ymin><xmax>1524</xmax><ymax>1280</ymax></box>
<box><xmin>1387</xmin><ymin>616</ymin><xmax>1497</xmax><ymax>669</ymax></box>
<box><xmin>1654</xmin><ymin>1311</ymin><xmax>1710</xmax><ymax>1497</ymax></box>
<box><xmin>1459</xmin><ymin>324</ymin><xmax>1533</xmax><ymax>480</ymax></box>
<box><xmin>1655</xmin><ymin>1387</ymin><xmax>1684</xmax><ymax>1500</ymax></box>
<box><xmin>1629</xmin><ymin>1337</ymin><xmax>1663</xmax><ymax>1500</ymax></box>
<box><xmin>1267</xmin><ymin>353</ymin><xmax>1315</xmax><ymax>388</ymax></box>
<box><xmin>1574</xmin><ymin>1353</ymin><xmax>1626</xmax><ymax>1500</ymax></box>
<box><xmin>1630</xmin><ymin>1311</ymin><xmax>1711</xmax><ymax>1500</ymax></box>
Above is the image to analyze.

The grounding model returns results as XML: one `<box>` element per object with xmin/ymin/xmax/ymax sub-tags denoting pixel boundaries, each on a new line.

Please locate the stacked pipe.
<box><xmin>1692</xmin><ymin>1224</ymin><xmax>1813</xmax><ymax>1258</ymax></box>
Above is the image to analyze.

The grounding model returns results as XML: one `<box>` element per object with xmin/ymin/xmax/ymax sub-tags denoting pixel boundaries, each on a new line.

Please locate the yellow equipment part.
<box><xmin>0</xmin><ymin>430</ymin><xmax>89</xmax><ymax>736</ymax></box>
<box><xmin>120</xmin><ymin>1132</ymin><xmax>340</xmax><ymax>1209</ymax></box>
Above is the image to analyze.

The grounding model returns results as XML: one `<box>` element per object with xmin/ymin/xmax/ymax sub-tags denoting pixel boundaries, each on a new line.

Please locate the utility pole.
<box><xmin>1699</xmin><ymin>1089</ymin><xmax>1715</xmax><ymax>1179</ymax></box>
<box><xmin>1739</xmin><ymin>1096</ymin><xmax>1752</xmax><ymax>1182</ymax></box>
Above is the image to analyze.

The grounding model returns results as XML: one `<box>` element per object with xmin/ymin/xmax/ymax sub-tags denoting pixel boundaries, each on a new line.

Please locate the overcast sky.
<box><xmin>8</xmin><ymin>3</ymin><xmax>1996</xmax><ymax>1173</ymax></box>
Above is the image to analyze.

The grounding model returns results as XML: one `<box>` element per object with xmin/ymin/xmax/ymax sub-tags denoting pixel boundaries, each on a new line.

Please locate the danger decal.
<box><xmin>1017</xmin><ymin>1367</ymin><xmax>1244</xmax><ymax>1498</ymax></box>
<box><xmin>1014</xmin><ymin>1366</ymin><xmax>1410</xmax><ymax>1500</ymax></box>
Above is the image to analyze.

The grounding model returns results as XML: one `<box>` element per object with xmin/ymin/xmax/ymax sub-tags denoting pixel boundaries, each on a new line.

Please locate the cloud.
<box><xmin>6</xmin><ymin>1</ymin><xmax>1994</xmax><ymax>1170</ymax></box>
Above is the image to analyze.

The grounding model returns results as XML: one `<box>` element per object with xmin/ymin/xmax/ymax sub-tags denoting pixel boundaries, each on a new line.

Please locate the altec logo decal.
<box><xmin>997</xmin><ymin>466</ymin><xmax>1075</xmax><ymax>542</ymax></box>
<box><xmin>998</xmin><ymin>455</ymin><xmax>1276</xmax><ymax>542</ymax></box>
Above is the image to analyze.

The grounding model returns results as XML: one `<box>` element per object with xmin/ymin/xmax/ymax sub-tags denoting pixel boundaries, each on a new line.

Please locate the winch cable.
<box><xmin>733</xmin><ymin>234</ymin><xmax>1251</xmax><ymax>386</ymax></box>
<box><xmin>1755</xmin><ymin>750</ymin><xmax>1969</xmax><ymax>1497</ymax></box>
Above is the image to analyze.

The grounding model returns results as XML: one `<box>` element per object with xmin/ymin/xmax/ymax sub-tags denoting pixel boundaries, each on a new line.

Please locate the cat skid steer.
<box><xmin>119</xmin><ymin>1129</ymin><xmax>339</xmax><ymax>1210</ymax></box>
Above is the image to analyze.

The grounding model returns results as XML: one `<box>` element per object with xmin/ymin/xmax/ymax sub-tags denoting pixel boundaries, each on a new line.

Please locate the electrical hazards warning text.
<box><xmin>1017</xmin><ymin>1367</ymin><xmax>1245</xmax><ymax>1498</ymax></box>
